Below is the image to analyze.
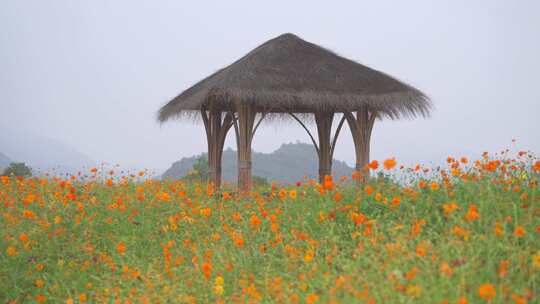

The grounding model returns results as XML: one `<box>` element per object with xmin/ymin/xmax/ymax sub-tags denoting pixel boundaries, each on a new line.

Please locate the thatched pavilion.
<box><xmin>158</xmin><ymin>33</ymin><xmax>431</xmax><ymax>191</ymax></box>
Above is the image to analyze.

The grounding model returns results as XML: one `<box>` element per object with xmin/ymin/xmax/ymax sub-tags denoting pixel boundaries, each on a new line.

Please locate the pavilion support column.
<box><xmin>289</xmin><ymin>112</ymin><xmax>345</xmax><ymax>185</ymax></box>
<box><xmin>315</xmin><ymin>112</ymin><xmax>334</xmax><ymax>183</ymax></box>
<box><xmin>345</xmin><ymin>108</ymin><xmax>376</xmax><ymax>180</ymax></box>
<box><xmin>232</xmin><ymin>103</ymin><xmax>257</xmax><ymax>193</ymax></box>
<box><xmin>201</xmin><ymin>108</ymin><xmax>233</xmax><ymax>188</ymax></box>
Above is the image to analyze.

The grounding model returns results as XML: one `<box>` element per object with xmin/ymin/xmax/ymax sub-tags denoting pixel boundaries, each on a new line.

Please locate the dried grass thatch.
<box><xmin>158</xmin><ymin>33</ymin><xmax>431</xmax><ymax>121</ymax></box>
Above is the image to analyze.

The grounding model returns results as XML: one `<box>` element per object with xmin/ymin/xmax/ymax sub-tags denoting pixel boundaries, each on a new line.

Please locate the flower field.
<box><xmin>1</xmin><ymin>152</ymin><xmax>539</xmax><ymax>303</ymax></box>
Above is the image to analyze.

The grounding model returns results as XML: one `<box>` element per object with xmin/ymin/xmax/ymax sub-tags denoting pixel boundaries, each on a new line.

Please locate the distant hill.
<box><xmin>0</xmin><ymin>127</ymin><xmax>95</xmax><ymax>174</ymax></box>
<box><xmin>0</xmin><ymin>152</ymin><xmax>12</xmax><ymax>171</ymax></box>
<box><xmin>162</xmin><ymin>142</ymin><xmax>353</xmax><ymax>182</ymax></box>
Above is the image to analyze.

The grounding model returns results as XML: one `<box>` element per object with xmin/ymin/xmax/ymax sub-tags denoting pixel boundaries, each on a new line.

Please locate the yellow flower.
<box><xmin>215</xmin><ymin>276</ymin><xmax>224</xmax><ymax>286</ymax></box>
<box><xmin>406</xmin><ymin>284</ymin><xmax>422</xmax><ymax>297</ymax></box>
<box><xmin>213</xmin><ymin>284</ymin><xmax>224</xmax><ymax>295</ymax></box>
<box><xmin>304</xmin><ymin>250</ymin><xmax>315</xmax><ymax>263</ymax></box>
<box><xmin>533</xmin><ymin>250</ymin><xmax>540</xmax><ymax>269</ymax></box>
<box><xmin>289</xmin><ymin>189</ymin><xmax>297</xmax><ymax>199</ymax></box>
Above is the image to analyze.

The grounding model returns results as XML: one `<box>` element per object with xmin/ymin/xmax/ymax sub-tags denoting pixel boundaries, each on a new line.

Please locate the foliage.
<box><xmin>2</xmin><ymin>162</ymin><xmax>32</xmax><ymax>177</ymax></box>
<box><xmin>183</xmin><ymin>154</ymin><xmax>269</xmax><ymax>188</ymax></box>
<box><xmin>252</xmin><ymin>175</ymin><xmax>269</xmax><ymax>187</ymax></box>
<box><xmin>1</xmin><ymin>151</ymin><xmax>539</xmax><ymax>303</ymax></box>
<box><xmin>189</xmin><ymin>154</ymin><xmax>209</xmax><ymax>181</ymax></box>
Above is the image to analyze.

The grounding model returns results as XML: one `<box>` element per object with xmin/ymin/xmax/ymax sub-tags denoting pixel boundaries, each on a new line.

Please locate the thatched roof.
<box><xmin>158</xmin><ymin>33</ymin><xmax>431</xmax><ymax>122</ymax></box>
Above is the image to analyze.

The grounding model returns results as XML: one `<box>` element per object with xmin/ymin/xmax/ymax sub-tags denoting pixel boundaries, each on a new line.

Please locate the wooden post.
<box><xmin>290</xmin><ymin>112</ymin><xmax>345</xmax><ymax>184</ymax></box>
<box><xmin>201</xmin><ymin>108</ymin><xmax>232</xmax><ymax>188</ymax></box>
<box><xmin>315</xmin><ymin>112</ymin><xmax>333</xmax><ymax>183</ymax></box>
<box><xmin>231</xmin><ymin>103</ymin><xmax>258</xmax><ymax>193</ymax></box>
<box><xmin>345</xmin><ymin>108</ymin><xmax>376</xmax><ymax>177</ymax></box>
<box><xmin>315</xmin><ymin>112</ymin><xmax>346</xmax><ymax>183</ymax></box>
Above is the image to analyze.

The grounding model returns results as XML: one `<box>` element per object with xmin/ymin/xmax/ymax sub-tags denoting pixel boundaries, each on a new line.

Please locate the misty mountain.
<box><xmin>0</xmin><ymin>152</ymin><xmax>12</xmax><ymax>170</ymax></box>
<box><xmin>162</xmin><ymin>142</ymin><xmax>353</xmax><ymax>182</ymax></box>
<box><xmin>0</xmin><ymin>127</ymin><xmax>95</xmax><ymax>174</ymax></box>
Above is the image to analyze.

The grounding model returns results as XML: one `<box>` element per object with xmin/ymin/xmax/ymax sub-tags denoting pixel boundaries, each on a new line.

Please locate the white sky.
<box><xmin>1</xmin><ymin>0</ymin><xmax>539</xmax><ymax>171</ymax></box>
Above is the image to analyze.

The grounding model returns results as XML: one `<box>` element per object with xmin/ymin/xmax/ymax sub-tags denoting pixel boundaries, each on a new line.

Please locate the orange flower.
<box><xmin>232</xmin><ymin>212</ymin><xmax>242</xmax><ymax>222</ymax></box>
<box><xmin>351</xmin><ymin>212</ymin><xmax>366</xmax><ymax>226</ymax></box>
<box><xmin>24</xmin><ymin>194</ymin><xmax>36</xmax><ymax>204</ymax></box>
<box><xmin>6</xmin><ymin>246</ymin><xmax>17</xmax><ymax>256</ymax></box>
<box><xmin>416</xmin><ymin>244</ymin><xmax>426</xmax><ymax>257</ymax></box>
<box><xmin>19</xmin><ymin>233</ymin><xmax>29</xmax><ymax>242</ymax></box>
<box><xmin>250</xmin><ymin>215</ymin><xmax>262</xmax><ymax>228</ymax></box>
<box><xmin>410</xmin><ymin>219</ymin><xmax>426</xmax><ymax>237</ymax></box>
<box><xmin>333</xmin><ymin>191</ymin><xmax>342</xmax><ymax>203</ymax></box>
<box><xmin>200</xmin><ymin>207</ymin><xmax>212</xmax><ymax>217</ymax></box>
<box><xmin>289</xmin><ymin>189</ymin><xmax>297</xmax><ymax>199</ymax></box>
<box><xmin>383</xmin><ymin>158</ymin><xmax>397</xmax><ymax>170</ymax></box>
<box><xmin>106</xmin><ymin>179</ymin><xmax>114</xmax><ymax>187</ymax></box>
<box><xmin>511</xmin><ymin>293</ymin><xmax>527</xmax><ymax>304</ymax></box>
<box><xmin>222</xmin><ymin>191</ymin><xmax>231</xmax><ymax>200</ymax></box>
<box><xmin>405</xmin><ymin>266</ymin><xmax>418</xmax><ymax>280</ymax></box>
<box><xmin>391</xmin><ymin>196</ymin><xmax>400</xmax><ymax>206</ymax></box>
<box><xmin>374</xmin><ymin>192</ymin><xmax>382</xmax><ymax>202</ymax></box>
<box><xmin>233</xmin><ymin>235</ymin><xmax>244</xmax><ymax>248</ymax></box>
<box><xmin>306</xmin><ymin>293</ymin><xmax>319</xmax><ymax>304</ymax></box>
<box><xmin>460</xmin><ymin>157</ymin><xmax>468</xmax><ymax>164</ymax></box>
<box><xmin>514</xmin><ymin>226</ymin><xmax>525</xmax><ymax>237</ymax></box>
<box><xmin>418</xmin><ymin>180</ymin><xmax>426</xmax><ymax>189</ymax></box>
<box><xmin>442</xmin><ymin>202</ymin><xmax>458</xmax><ymax>216</ymax></box>
<box><xmin>201</xmin><ymin>262</ymin><xmax>212</xmax><ymax>279</ymax></box>
<box><xmin>364</xmin><ymin>185</ymin><xmax>374</xmax><ymax>196</ymax></box>
<box><xmin>439</xmin><ymin>262</ymin><xmax>453</xmax><ymax>277</ymax></box>
<box><xmin>368</xmin><ymin>160</ymin><xmax>379</xmax><ymax>170</ymax></box>
<box><xmin>90</xmin><ymin>167</ymin><xmax>97</xmax><ymax>174</ymax></box>
<box><xmin>494</xmin><ymin>221</ymin><xmax>504</xmax><ymax>236</ymax></box>
<box><xmin>430</xmin><ymin>182</ymin><xmax>439</xmax><ymax>191</ymax></box>
<box><xmin>160</xmin><ymin>192</ymin><xmax>171</xmax><ymax>202</ymax></box>
<box><xmin>534</xmin><ymin>160</ymin><xmax>540</xmax><ymax>171</ymax></box>
<box><xmin>478</xmin><ymin>283</ymin><xmax>496</xmax><ymax>301</ymax></box>
<box><xmin>352</xmin><ymin>170</ymin><xmax>362</xmax><ymax>180</ymax></box>
<box><xmin>23</xmin><ymin>209</ymin><xmax>36</xmax><ymax>219</ymax></box>
<box><xmin>465</xmin><ymin>204</ymin><xmax>480</xmax><ymax>222</ymax></box>
<box><xmin>497</xmin><ymin>260</ymin><xmax>509</xmax><ymax>278</ymax></box>
<box><xmin>35</xmin><ymin>294</ymin><xmax>47</xmax><ymax>303</ymax></box>
<box><xmin>323</xmin><ymin>175</ymin><xmax>334</xmax><ymax>190</ymax></box>
<box><xmin>116</xmin><ymin>242</ymin><xmax>126</xmax><ymax>254</ymax></box>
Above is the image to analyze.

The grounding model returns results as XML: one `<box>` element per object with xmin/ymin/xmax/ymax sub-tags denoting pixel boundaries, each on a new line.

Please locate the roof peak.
<box><xmin>276</xmin><ymin>32</ymin><xmax>300</xmax><ymax>39</ymax></box>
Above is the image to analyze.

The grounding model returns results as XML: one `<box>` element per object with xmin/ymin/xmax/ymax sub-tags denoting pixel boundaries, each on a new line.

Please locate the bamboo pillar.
<box><xmin>289</xmin><ymin>112</ymin><xmax>345</xmax><ymax>184</ymax></box>
<box><xmin>232</xmin><ymin>103</ymin><xmax>257</xmax><ymax>192</ymax></box>
<box><xmin>315</xmin><ymin>112</ymin><xmax>334</xmax><ymax>183</ymax></box>
<box><xmin>201</xmin><ymin>108</ymin><xmax>232</xmax><ymax>188</ymax></box>
<box><xmin>345</xmin><ymin>108</ymin><xmax>376</xmax><ymax>175</ymax></box>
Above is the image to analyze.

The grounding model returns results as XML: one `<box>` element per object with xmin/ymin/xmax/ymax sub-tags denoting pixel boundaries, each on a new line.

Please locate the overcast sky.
<box><xmin>1</xmin><ymin>0</ymin><xmax>539</xmax><ymax>171</ymax></box>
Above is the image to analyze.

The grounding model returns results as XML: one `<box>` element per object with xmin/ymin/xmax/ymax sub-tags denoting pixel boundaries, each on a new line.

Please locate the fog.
<box><xmin>1</xmin><ymin>0</ymin><xmax>539</xmax><ymax>172</ymax></box>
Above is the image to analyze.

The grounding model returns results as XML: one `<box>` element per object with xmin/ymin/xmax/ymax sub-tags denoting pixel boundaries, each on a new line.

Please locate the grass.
<box><xmin>1</xmin><ymin>153</ymin><xmax>539</xmax><ymax>303</ymax></box>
